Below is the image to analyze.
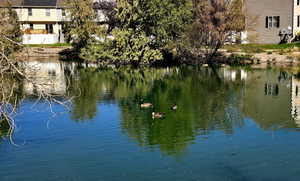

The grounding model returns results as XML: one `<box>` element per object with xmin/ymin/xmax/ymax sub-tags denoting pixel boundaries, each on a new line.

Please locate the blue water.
<box><xmin>0</xmin><ymin>63</ymin><xmax>299</xmax><ymax>181</ymax></box>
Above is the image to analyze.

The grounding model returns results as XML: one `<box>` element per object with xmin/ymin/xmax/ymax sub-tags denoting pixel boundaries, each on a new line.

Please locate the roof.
<box><xmin>0</xmin><ymin>0</ymin><xmax>67</xmax><ymax>7</ymax></box>
<box><xmin>23</xmin><ymin>0</ymin><xmax>56</xmax><ymax>7</ymax></box>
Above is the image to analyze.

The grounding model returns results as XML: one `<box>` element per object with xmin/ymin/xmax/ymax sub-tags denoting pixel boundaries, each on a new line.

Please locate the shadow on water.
<box><xmin>0</xmin><ymin>119</ymin><xmax>10</xmax><ymax>138</ymax></box>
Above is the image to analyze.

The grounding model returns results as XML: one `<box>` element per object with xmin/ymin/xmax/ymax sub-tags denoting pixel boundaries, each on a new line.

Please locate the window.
<box><xmin>48</xmin><ymin>70</ymin><xmax>56</xmax><ymax>76</ymax></box>
<box><xmin>298</xmin><ymin>16</ymin><xmax>300</xmax><ymax>27</ymax></box>
<box><xmin>265</xmin><ymin>16</ymin><xmax>280</xmax><ymax>28</ymax></box>
<box><xmin>29</xmin><ymin>24</ymin><xmax>33</xmax><ymax>29</ymax></box>
<box><xmin>46</xmin><ymin>9</ymin><xmax>50</xmax><ymax>16</ymax></box>
<box><xmin>62</xmin><ymin>9</ymin><xmax>66</xmax><ymax>16</ymax></box>
<box><xmin>273</xmin><ymin>16</ymin><xmax>280</xmax><ymax>27</ymax></box>
<box><xmin>46</xmin><ymin>24</ymin><xmax>53</xmax><ymax>34</ymax></box>
<box><xmin>298</xmin><ymin>0</ymin><xmax>300</xmax><ymax>6</ymax></box>
<box><xmin>28</xmin><ymin>8</ymin><xmax>32</xmax><ymax>16</ymax></box>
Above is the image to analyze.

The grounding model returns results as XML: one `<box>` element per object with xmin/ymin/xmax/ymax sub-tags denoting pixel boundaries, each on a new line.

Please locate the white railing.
<box><xmin>22</xmin><ymin>34</ymin><xmax>60</xmax><ymax>44</ymax></box>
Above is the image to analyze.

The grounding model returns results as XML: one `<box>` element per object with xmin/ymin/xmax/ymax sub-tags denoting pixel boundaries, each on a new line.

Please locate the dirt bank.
<box><xmin>16</xmin><ymin>47</ymin><xmax>70</xmax><ymax>59</ymax></box>
<box><xmin>223</xmin><ymin>50</ymin><xmax>300</xmax><ymax>68</ymax></box>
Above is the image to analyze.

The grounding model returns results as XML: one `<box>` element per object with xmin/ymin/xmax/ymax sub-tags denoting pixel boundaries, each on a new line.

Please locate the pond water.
<box><xmin>1</xmin><ymin>60</ymin><xmax>300</xmax><ymax>181</ymax></box>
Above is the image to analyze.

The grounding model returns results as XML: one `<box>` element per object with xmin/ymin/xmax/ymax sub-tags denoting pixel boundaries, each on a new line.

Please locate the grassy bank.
<box><xmin>25</xmin><ymin>43</ymin><xmax>71</xmax><ymax>48</ymax></box>
<box><xmin>224</xmin><ymin>43</ymin><xmax>300</xmax><ymax>53</ymax></box>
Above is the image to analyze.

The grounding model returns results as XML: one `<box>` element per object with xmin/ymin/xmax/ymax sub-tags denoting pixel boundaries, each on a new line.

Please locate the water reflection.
<box><xmin>23</xmin><ymin>60</ymin><xmax>67</xmax><ymax>96</ymax></box>
<box><xmin>0</xmin><ymin>119</ymin><xmax>10</xmax><ymax>137</ymax></box>
<box><xmin>4</xmin><ymin>61</ymin><xmax>300</xmax><ymax>155</ymax></box>
<box><xmin>117</xmin><ymin>67</ymin><xmax>246</xmax><ymax>155</ymax></box>
<box><xmin>241</xmin><ymin>69</ymin><xmax>294</xmax><ymax>130</ymax></box>
<box><xmin>291</xmin><ymin>76</ymin><xmax>300</xmax><ymax>126</ymax></box>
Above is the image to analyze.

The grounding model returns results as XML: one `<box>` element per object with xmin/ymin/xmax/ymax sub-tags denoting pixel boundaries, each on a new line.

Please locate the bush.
<box><xmin>228</xmin><ymin>54</ymin><xmax>253</xmax><ymax>65</ymax></box>
<box><xmin>80</xmin><ymin>29</ymin><xmax>163</xmax><ymax>65</ymax></box>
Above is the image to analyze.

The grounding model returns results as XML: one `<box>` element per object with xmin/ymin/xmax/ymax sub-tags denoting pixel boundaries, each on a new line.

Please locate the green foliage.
<box><xmin>0</xmin><ymin>3</ymin><xmax>22</xmax><ymax>55</ymax></box>
<box><xmin>81</xmin><ymin>29</ymin><xmax>163</xmax><ymax>64</ymax></box>
<box><xmin>116</xmin><ymin>0</ymin><xmax>193</xmax><ymax>48</ymax></box>
<box><xmin>65</xmin><ymin>0</ymin><xmax>104</xmax><ymax>50</ymax></box>
<box><xmin>71</xmin><ymin>0</ymin><xmax>192</xmax><ymax>65</ymax></box>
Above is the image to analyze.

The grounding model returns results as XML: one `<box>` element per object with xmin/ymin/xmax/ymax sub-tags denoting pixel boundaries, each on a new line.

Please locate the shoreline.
<box><xmin>17</xmin><ymin>47</ymin><xmax>300</xmax><ymax>68</ymax></box>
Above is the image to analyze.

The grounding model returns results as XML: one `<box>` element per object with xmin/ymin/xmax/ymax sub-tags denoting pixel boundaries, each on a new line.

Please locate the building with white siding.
<box><xmin>0</xmin><ymin>0</ymin><xmax>108</xmax><ymax>44</ymax></box>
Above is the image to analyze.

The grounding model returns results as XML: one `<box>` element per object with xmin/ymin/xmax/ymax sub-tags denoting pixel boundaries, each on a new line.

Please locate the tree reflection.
<box><xmin>67</xmin><ymin>66</ymin><xmax>245</xmax><ymax>156</ymax></box>
<box><xmin>118</xmin><ymin>67</ymin><xmax>245</xmax><ymax>156</ymax></box>
<box><xmin>0</xmin><ymin>118</ymin><xmax>10</xmax><ymax>137</ymax></box>
<box><xmin>0</xmin><ymin>76</ymin><xmax>24</xmax><ymax>138</ymax></box>
<box><xmin>67</xmin><ymin>67</ymin><xmax>173</xmax><ymax>121</ymax></box>
<box><xmin>65</xmin><ymin>66</ymin><xmax>297</xmax><ymax>156</ymax></box>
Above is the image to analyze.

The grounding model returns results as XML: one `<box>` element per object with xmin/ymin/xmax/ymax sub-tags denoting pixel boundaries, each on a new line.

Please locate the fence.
<box><xmin>22</xmin><ymin>34</ymin><xmax>60</xmax><ymax>44</ymax></box>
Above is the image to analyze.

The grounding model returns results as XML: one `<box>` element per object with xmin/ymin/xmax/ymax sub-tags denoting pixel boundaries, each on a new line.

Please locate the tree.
<box><xmin>183</xmin><ymin>0</ymin><xmax>245</xmax><ymax>64</ymax></box>
<box><xmin>81</xmin><ymin>29</ymin><xmax>163</xmax><ymax>65</ymax></box>
<box><xmin>0</xmin><ymin>1</ymin><xmax>22</xmax><ymax>56</ymax></box>
<box><xmin>116</xmin><ymin>0</ymin><xmax>192</xmax><ymax>48</ymax></box>
<box><xmin>64</xmin><ymin>0</ymin><xmax>104</xmax><ymax>50</ymax></box>
<box><xmin>93</xmin><ymin>0</ymin><xmax>118</xmax><ymax>33</ymax></box>
<box><xmin>0</xmin><ymin>1</ymin><xmax>23</xmax><ymax>137</ymax></box>
<box><xmin>80</xmin><ymin>0</ymin><xmax>193</xmax><ymax>65</ymax></box>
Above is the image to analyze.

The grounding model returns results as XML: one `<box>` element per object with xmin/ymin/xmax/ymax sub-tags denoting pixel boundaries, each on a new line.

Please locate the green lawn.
<box><xmin>224</xmin><ymin>43</ymin><xmax>300</xmax><ymax>53</ymax></box>
<box><xmin>25</xmin><ymin>43</ymin><xmax>71</xmax><ymax>48</ymax></box>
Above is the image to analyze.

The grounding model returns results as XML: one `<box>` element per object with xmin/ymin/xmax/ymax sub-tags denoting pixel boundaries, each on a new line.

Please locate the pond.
<box><xmin>0</xmin><ymin>60</ymin><xmax>300</xmax><ymax>181</ymax></box>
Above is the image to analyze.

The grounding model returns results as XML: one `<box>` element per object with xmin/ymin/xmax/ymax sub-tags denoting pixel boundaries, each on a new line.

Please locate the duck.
<box><xmin>170</xmin><ymin>104</ymin><xmax>177</xmax><ymax>110</ymax></box>
<box><xmin>152</xmin><ymin>112</ymin><xmax>165</xmax><ymax>119</ymax></box>
<box><xmin>140</xmin><ymin>103</ymin><xmax>153</xmax><ymax>108</ymax></box>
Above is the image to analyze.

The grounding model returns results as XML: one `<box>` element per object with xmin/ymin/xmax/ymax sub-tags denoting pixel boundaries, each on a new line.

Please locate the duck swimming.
<box><xmin>152</xmin><ymin>112</ymin><xmax>165</xmax><ymax>119</ymax></box>
<box><xmin>140</xmin><ymin>103</ymin><xmax>153</xmax><ymax>108</ymax></box>
<box><xmin>171</xmin><ymin>104</ymin><xmax>177</xmax><ymax>110</ymax></box>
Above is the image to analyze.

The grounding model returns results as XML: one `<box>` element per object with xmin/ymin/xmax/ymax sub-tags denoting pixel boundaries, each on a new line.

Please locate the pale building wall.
<box><xmin>15</xmin><ymin>7</ymin><xmax>77</xmax><ymax>23</ymax></box>
<box><xmin>22</xmin><ymin>23</ymin><xmax>60</xmax><ymax>34</ymax></box>
<box><xmin>18</xmin><ymin>8</ymin><xmax>59</xmax><ymax>22</ymax></box>
<box><xmin>23</xmin><ymin>34</ymin><xmax>59</xmax><ymax>44</ymax></box>
<box><xmin>15</xmin><ymin>7</ymin><xmax>63</xmax><ymax>36</ymax></box>
<box><xmin>53</xmin><ymin>24</ymin><xmax>60</xmax><ymax>34</ymax></box>
<box><xmin>13</xmin><ymin>5</ymin><xmax>106</xmax><ymax>44</ymax></box>
<box><xmin>294</xmin><ymin>0</ymin><xmax>300</xmax><ymax>35</ymax></box>
<box><xmin>245</xmin><ymin>0</ymin><xmax>293</xmax><ymax>44</ymax></box>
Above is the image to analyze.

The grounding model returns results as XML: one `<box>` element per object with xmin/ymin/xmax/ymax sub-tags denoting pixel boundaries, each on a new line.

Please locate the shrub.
<box><xmin>80</xmin><ymin>29</ymin><xmax>163</xmax><ymax>65</ymax></box>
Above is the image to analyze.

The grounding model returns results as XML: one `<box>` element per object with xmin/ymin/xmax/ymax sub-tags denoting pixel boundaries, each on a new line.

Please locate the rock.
<box><xmin>244</xmin><ymin>60</ymin><xmax>253</xmax><ymax>64</ymax></box>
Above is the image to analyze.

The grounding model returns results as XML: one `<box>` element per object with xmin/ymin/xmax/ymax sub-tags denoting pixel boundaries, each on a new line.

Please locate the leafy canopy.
<box><xmin>81</xmin><ymin>0</ymin><xmax>193</xmax><ymax>64</ymax></box>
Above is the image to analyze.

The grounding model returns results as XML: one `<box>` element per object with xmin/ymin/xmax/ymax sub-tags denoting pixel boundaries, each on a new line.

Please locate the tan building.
<box><xmin>0</xmin><ymin>0</ymin><xmax>109</xmax><ymax>44</ymax></box>
<box><xmin>245</xmin><ymin>0</ymin><xmax>300</xmax><ymax>44</ymax></box>
<box><xmin>0</xmin><ymin>0</ymin><xmax>69</xmax><ymax>44</ymax></box>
